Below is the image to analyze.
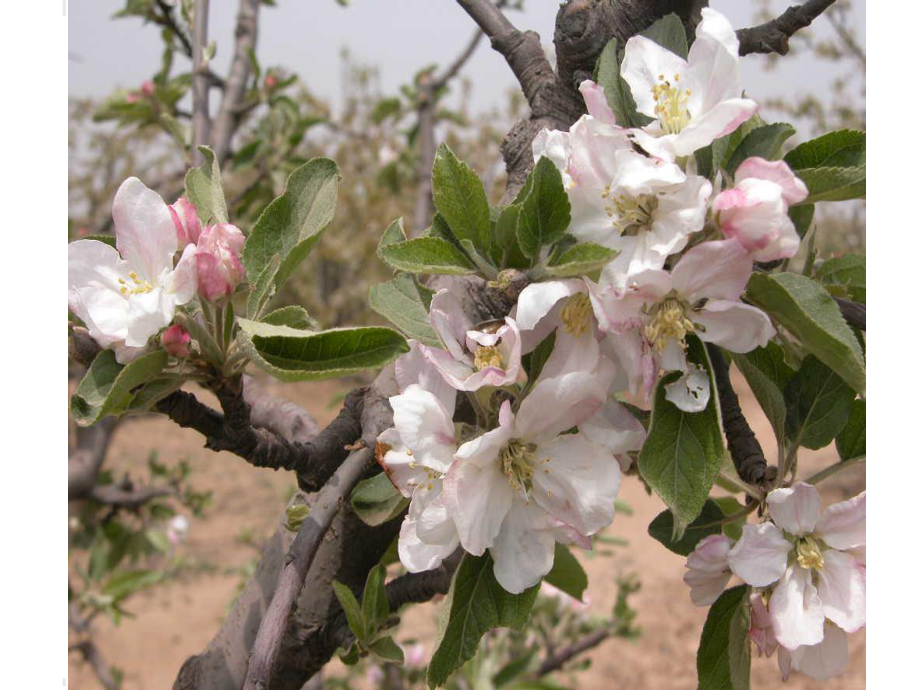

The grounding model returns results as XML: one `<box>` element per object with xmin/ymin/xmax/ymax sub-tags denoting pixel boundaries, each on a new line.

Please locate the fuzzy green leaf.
<box><xmin>351</xmin><ymin>473</ymin><xmax>410</xmax><ymax>527</ymax></box>
<box><xmin>544</xmin><ymin>544</ymin><xmax>588</xmax><ymax>602</ymax></box>
<box><xmin>431</xmin><ymin>143</ymin><xmax>491</xmax><ymax>253</ymax></box>
<box><xmin>517</xmin><ymin>157</ymin><xmax>571</xmax><ymax>260</ymax></box>
<box><xmin>784</xmin><ymin>355</ymin><xmax>855</xmax><ymax>451</ymax></box>
<box><xmin>185</xmin><ymin>146</ymin><xmax>228</xmax><ymax>225</ymax></box>
<box><xmin>379</xmin><ymin>237</ymin><xmax>476</xmax><ymax>275</ymax></box>
<box><xmin>71</xmin><ymin>350</ymin><xmax>168</xmax><ymax>426</ymax></box>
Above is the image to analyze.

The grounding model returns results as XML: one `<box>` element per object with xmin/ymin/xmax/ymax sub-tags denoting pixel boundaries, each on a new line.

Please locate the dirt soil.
<box><xmin>68</xmin><ymin>373</ymin><xmax>865</xmax><ymax>690</ymax></box>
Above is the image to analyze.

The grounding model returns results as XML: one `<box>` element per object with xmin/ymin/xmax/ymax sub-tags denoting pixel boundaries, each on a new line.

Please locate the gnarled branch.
<box><xmin>737</xmin><ymin>0</ymin><xmax>837</xmax><ymax>56</ymax></box>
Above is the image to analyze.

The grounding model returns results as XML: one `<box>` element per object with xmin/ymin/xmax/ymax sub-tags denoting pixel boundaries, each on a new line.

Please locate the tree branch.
<box><xmin>737</xmin><ymin>0</ymin><xmax>838</xmax><ymax>56</ymax></box>
<box><xmin>191</xmin><ymin>0</ymin><xmax>212</xmax><ymax>161</ymax></box>
<box><xmin>70</xmin><ymin>598</ymin><xmax>119</xmax><ymax>690</ymax></box>
<box><xmin>706</xmin><ymin>343</ymin><xmax>772</xmax><ymax>488</ymax></box>
<box><xmin>88</xmin><ymin>483</ymin><xmax>173</xmax><ymax>509</ymax></box>
<box><xmin>533</xmin><ymin>626</ymin><xmax>611</xmax><ymax>677</ymax></box>
<box><xmin>242</xmin><ymin>446</ymin><xmax>374</xmax><ymax>690</ymax></box>
<box><xmin>211</xmin><ymin>0</ymin><xmax>261</xmax><ymax>163</ymax></box>
<box><xmin>834</xmin><ymin>296</ymin><xmax>865</xmax><ymax>332</ymax></box>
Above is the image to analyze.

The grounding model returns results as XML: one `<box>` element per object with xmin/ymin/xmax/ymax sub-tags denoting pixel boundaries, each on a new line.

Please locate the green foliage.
<box><xmin>544</xmin><ymin>242</ymin><xmax>618</xmax><ymax>277</ymax></box>
<box><xmin>784</xmin><ymin>130</ymin><xmax>866</xmax><ymax>203</ymax></box>
<box><xmin>351</xmin><ymin>473</ymin><xmax>410</xmax><ymax>526</ymax></box>
<box><xmin>697</xmin><ymin>586</ymin><xmax>751</xmax><ymax>690</ymax></box>
<box><xmin>544</xmin><ymin>544</ymin><xmax>588</xmax><ymax>602</ymax></box>
<box><xmin>648</xmin><ymin>500</ymin><xmax>724</xmax><ymax>557</ymax></box>
<box><xmin>731</xmin><ymin>342</ymin><xmax>795</xmax><ymax>449</ymax></box>
<box><xmin>369</xmin><ymin>273</ymin><xmax>439</xmax><ymax>346</ymax></box>
<box><xmin>261</xmin><ymin>305</ymin><xmax>320</xmax><ymax>330</ymax></box>
<box><xmin>428</xmin><ymin>552</ymin><xmax>540</xmax><ymax>688</ymax></box>
<box><xmin>746</xmin><ymin>272</ymin><xmax>865</xmax><ymax>395</ymax></box>
<box><xmin>725</xmin><ymin>123</ymin><xmax>795</xmax><ymax>177</ymax></box>
<box><xmin>241</xmin><ymin>157</ymin><xmax>341</xmax><ymax>289</ymax></box>
<box><xmin>836</xmin><ymin>398</ymin><xmax>866</xmax><ymax>460</ymax></box>
<box><xmin>246</xmin><ymin>254</ymin><xmax>282</xmax><ymax>320</ymax></box>
<box><xmin>816</xmin><ymin>254</ymin><xmax>866</xmax><ymax>304</ymax></box>
<box><xmin>432</xmin><ymin>143</ymin><xmax>492</xmax><ymax>255</ymax></box>
<box><xmin>640</xmin><ymin>13</ymin><xmax>689</xmax><ymax>58</ymax></box>
<box><xmin>71</xmin><ymin>350</ymin><xmax>168</xmax><ymax>426</ymax></box>
<box><xmin>334</xmin><ymin>564</ymin><xmax>404</xmax><ymax>665</ymax></box>
<box><xmin>185</xmin><ymin>146</ymin><xmax>229</xmax><ymax>225</ymax></box>
<box><xmin>784</xmin><ymin>355</ymin><xmax>855</xmax><ymax>451</ymax></box>
<box><xmin>237</xmin><ymin>319</ymin><xmax>408</xmax><ymax>381</ymax></box>
<box><xmin>516</xmin><ymin>157</ymin><xmax>572</xmax><ymax>261</ymax></box>
<box><xmin>638</xmin><ymin>338</ymin><xmax>724</xmax><ymax>536</ymax></box>
<box><xmin>594</xmin><ymin>38</ymin><xmax>651</xmax><ymax>128</ymax></box>
<box><xmin>378</xmin><ymin>236</ymin><xmax>476</xmax><ymax>275</ymax></box>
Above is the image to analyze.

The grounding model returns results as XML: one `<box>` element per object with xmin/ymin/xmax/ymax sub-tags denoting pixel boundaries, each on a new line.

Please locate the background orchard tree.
<box><xmin>68</xmin><ymin>1</ymin><xmax>865</xmax><ymax>689</ymax></box>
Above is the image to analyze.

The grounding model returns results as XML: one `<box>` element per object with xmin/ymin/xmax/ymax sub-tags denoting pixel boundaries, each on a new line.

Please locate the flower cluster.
<box><xmin>68</xmin><ymin>177</ymin><xmax>245</xmax><ymax>363</ymax></box>
<box><xmin>684</xmin><ymin>483</ymin><xmax>866</xmax><ymax>681</ymax></box>
<box><xmin>377</xmin><ymin>8</ymin><xmax>810</xmax><ymax>593</ymax></box>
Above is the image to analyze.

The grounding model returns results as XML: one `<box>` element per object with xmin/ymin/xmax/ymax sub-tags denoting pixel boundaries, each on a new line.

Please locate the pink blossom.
<box><xmin>196</xmin><ymin>223</ymin><xmax>246</xmax><ymax>301</ymax></box>
<box><xmin>683</xmin><ymin>534</ymin><xmax>733</xmax><ymax>606</ymax></box>
<box><xmin>162</xmin><ymin>324</ymin><xmax>191</xmax><ymax>358</ymax></box>
<box><xmin>141</xmin><ymin>80</ymin><xmax>155</xmax><ymax>98</ymax></box>
<box><xmin>169</xmin><ymin>197</ymin><xmax>202</xmax><ymax>248</ymax></box>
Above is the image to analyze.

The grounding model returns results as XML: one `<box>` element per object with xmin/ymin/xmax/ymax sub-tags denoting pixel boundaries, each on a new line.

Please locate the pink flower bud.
<box><xmin>141</xmin><ymin>80</ymin><xmax>155</xmax><ymax>97</ymax></box>
<box><xmin>196</xmin><ymin>223</ymin><xmax>246</xmax><ymax>301</ymax></box>
<box><xmin>264</xmin><ymin>74</ymin><xmax>277</xmax><ymax>89</ymax></box>
<box><xmin>169</xmin><ymin>197</ymin><xmax>202</xmax><ymax>248</ymax></box>
<box><xmin>162</xmin><ymin>324</ymin><xmax>191</xmax><ymax>358</ymax></box>
<box><xmin>126</xmin><ymin>92</ymin><xmax>140</xmax><ymax>104</ymax></box>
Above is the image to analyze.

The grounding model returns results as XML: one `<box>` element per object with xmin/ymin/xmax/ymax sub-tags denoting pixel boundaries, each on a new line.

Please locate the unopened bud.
<box><xmin>168</xmin><ymin>197</ymin><xmax>202</xmax><ymax>248</ymax></box>
<box><xmin>196</xmin><ymin>223</ymin><xmax>246</xmax><ymax>301</ymax></box>
<box><xmin>162</xmin><ymin>324</ymin><xmax>191</xmax><ymax>358</ymax></box>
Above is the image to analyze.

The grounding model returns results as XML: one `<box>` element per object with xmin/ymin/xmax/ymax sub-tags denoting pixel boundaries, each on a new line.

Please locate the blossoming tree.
<box><xmin>69</xmin><ymin>1</ymin><xmax>865</xmax><ymax>688</ymax></box>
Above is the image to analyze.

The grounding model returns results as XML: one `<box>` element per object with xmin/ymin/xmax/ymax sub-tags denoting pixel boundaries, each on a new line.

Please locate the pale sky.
<box><xmin>68</xmin><ymin>0</ymin><xmax>865</xmax><ymax>130</ymax></box>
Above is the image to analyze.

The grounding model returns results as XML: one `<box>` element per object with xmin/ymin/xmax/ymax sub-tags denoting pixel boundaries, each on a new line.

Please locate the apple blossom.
<box><xmin>713</xmin><ymin>157</ymin><xmax>809</xmax><ymax>261</ymax></box>
<box><xmin>169</xmin><ymin>197</ymin><xmax>202</xmax><ymax>249</ymax></box>
<box><xmin>196</xmin><ymin>222</ymin><xmax>246</xmax><ymax>301</ymax></box>
<box><xmin>68</xmin><ymin>177</ymin><xmax>198</xmax><ymax>363</ymax></box>
<box><xmin>162</xmin><ymin>324</ymin><xmax>191</xmax><ymax>358</ymax></box>
<box><xmin>728</xmin><ymin>483</ymin><xmax>866</xmax><ymax>650</ymax></box>
<box><xmin>419</xmin><ymin>287</ymin><xmax>524</xmax><ymax>391</ymax></box>
<box><xmin>683</xmin><ymin>534</ymin><xmax>733</xmax><ymax>606</ymax></box>
<box><xmin>442</xmin><ymin>364</ymin><xmax>619</xmax><ymax>593</ymax></box>
<box><xmin>621</xmin><ymin>8</ymin><xmax>757</xmax><ymax>161</ymax></box>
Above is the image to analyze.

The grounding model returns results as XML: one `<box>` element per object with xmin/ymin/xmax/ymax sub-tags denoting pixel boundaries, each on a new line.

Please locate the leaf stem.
<box><xmin>802</xmin><ymin>454</ymin><xmax>864</xmax><ymax>485</ymax></box>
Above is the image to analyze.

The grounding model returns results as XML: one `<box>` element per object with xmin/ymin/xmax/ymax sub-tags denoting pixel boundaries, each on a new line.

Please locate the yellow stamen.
<box><xmin>643</xmin><ymin>297</ymin><xmax>695</xmax><ymax>353</ymax></box>
<box><xmin>561</xmin><ymin>293</ymin><xmax>592</xmax><ymax>337</ymax></box>
<box><xmin>474</xmin><ymin>345</ymin><xmax>503</xmax><ymax>371</ymax></box>
<box><xmin>500</xmin><ymin>438</ymin><xmax>537</xmax><ymax>500</ymax></box>
<box><xmin>796</xmin><ymin>536</ymin><xmax>825</xmax><ymax>570</ymax></box>
<box><xmin>652</xmin><ymin>73</ymin><xmax>692</xmax><ymax>135</ymax></box>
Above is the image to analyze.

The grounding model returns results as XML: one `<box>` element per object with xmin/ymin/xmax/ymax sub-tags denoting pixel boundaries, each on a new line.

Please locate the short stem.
<box><xmin>689</xmin><ymin>501</ymin><xmax>759</xmax><ymax>530</ymax></box>
<box><xmin>802</xmin><ymin>455</ymin><xmax>864</xmax><ymax>485</ymax></box>
<box><xmin>717</xmin><ymin>470</ymin><xmax>764</xmax><ymax>501</ymax></box>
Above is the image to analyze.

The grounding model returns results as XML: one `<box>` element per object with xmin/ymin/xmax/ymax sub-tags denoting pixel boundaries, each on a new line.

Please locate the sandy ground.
<box><xmin>68</xmin><ymin>373</ymin><xmax>865</xmax><ymax>690</ymax></box>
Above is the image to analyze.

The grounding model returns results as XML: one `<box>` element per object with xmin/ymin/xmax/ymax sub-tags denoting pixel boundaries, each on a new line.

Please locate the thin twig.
<box><xmin>803</xmin><ymin>454</ymin><xmax>864</xmax><ymax>486</ymax></box>
<box><xmin>191</xmin><ymin>0</ymin><xmax>212</xmax><ymax>160</ymax></box>
<box><xmin>834</xmin><ymin>296</ymin><xmax>866</xmax><ymax>331</ymax></box>
<box><xmin>737</xmin><ymin>0</ymin><xmax>838</xmax><ymax>56</ymax></box>
<box><xmin>242</xmin><ymin>446</ymin><xmax>374</xmax><ymax>690</ymax></box>
<box><xmin>533</xmin><ymin>626</ymin><xmax>612</xmax><ymax>677</ymax></box>
<box><xmin>69</xmin><ymin>598</ymin><xmax>119</xmax><ymax>690</ymax></box>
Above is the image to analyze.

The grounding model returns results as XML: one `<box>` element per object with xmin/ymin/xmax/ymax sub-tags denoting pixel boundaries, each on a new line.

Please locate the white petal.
<box><xmin>734</xmin><ymin>157</ymin><xmax>809</xmax><ymax>205</ymax></box>
<box><xmin>686</xmin><ymin>9</ymin><xmax>742</xmax><ymax>113</ymax></box>
<box><xmin>684</xmin><ymin>534</ymin><xmax>733</xmax><ymax>606</ymax></box>
<box><xmin>516</xmin><ymin>368</ymin><xmax>611</xmax><ymax>444</ymax></box>
<box><xmin>515</xmin><ymin>280</ymin><xmax>585</xmax><ymax>332</ymax></box>
<box><xmin>428</xmin><ymin>288</ymin><xmax>473</xmax><ymax>361</ymax></box>
<box><xmin>693</xmin><ymin>301</ymin><xmax>775</xmax><ymax>353</ymax></box>
<box><xmin>112</xmin><ymin>177</ymin><xmax>178</xmax><ymax>283</ymax></box>
<box><xmin>669</xmin><ymin>99</ymin><xmax>758</xmax><ymax>158</ymax></box>
<box><xmin>531</xmin><ymin>434</ymin><xmax>620</xmax><ymax>536</ymax></box>
<box><xmin>815</xmin><ymin>491</ymin><xmax>866</xmax><ymax>551</ymax></box>
<box><xmin>166</xmin><ymin>243</ymin><xmax>198</xmax><ymax>304</ymax></box>
<box><xmin>377</xmin><ymin>427</ymin><xmax>429</xmax><ymax>497</ymax></box>
<box><xmin>125</xmin><ymin>288</ymin><xmax>173</xmax><ymax>347</ymax></box>
<box><xmin>412</xmin><ymin>483</ymin><xmax>460</xmax><ymax>549</ymax></box>
<box><xmin>621</xmin><ymin>35</ymin><xmax>688</xmax><ymax>118</ymax></box>
<box><xmin>817</xmin><ymin>549</ymin><xmax>866</xmax><ymax>633</ymax></box>
<box><xmin>398</xmin><ymin>514</ymin><xmax>457</xmax><ymax>573</ymax></box>
<box><xmin>728</xmin><ymin>522</ymin><xmax>791</xmax><ymax>586</ymax></box>
<box><xmin>395</xmin><ymin>341</ymin><xmax>458</xmax><ymax>413</ymax></box>
<box><xmin>71</xmin><ymin>286</ymin><xmax>129</xmax><ymax>348</ymax></box>
<box><xmin>539</xmin><ymin>321</ymin><xmax>601</xmax><ymax>381</ymax></box>
<box><xmin>579</xmin><ymin>79</ymin><xmax>617</xmax><ymax>125</ymax></box>
<box><xmin>770</xmin><ymin>565</ymin><xmax>826</xmax><ymax>650</ymax></box>
<box><xmin>767</xmin><ymin>482</ymin><xmax>822</xmax><ymax>536</ymax></box>
<box><xmin>579</xmin><ymin>398</ymin><xmax>646</xmax><ymax>456</ymax></box>
<box><xmin>788</xmin><ymin>622</ymin><xmax>849</xmax><ymax>680</ymax></box>
<box><xmin>490</xmin><ymin>500</ymin><xmax>556</xmax><ymax>594</ymax></box>
<box><xmin>390</xmin><ymin>385</ymin><xmax>456</xmax><ymax>473</ymax></box>
<box><xmin>68</xmin><ymin>239</ymin><xmax>130</xmax><ymax>297</ymax></box>
<box><xmin>664</xmin><ymin>365</ymin><xmax>711</xmax><ymax>412</ymax></box>
<box><xmin>671</xmin><ymin>238</ymin><xmax>752</xmax><ymax>303</ymax></box>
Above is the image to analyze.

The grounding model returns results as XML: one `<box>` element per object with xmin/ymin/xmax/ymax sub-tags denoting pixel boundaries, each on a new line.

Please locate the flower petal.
<box><xmin>166</xmin><ymin>243</ymin><xmax>198</xmax><ymax>305</ymax></box>
<box><xmin>770</xmin><ymin>565</ymin><xmax>826</xmax><ymax>650</ymax></box>
<box><xmin>579</xmin><ymin>79</ymin><xmax>617</xmax><ymax>125</ymax></box>
<box><xmin>692</xmin><ymin>300</ymin><xmax>775</xmax><ymax>353</ymax></box>
<box><xmin>684</xmin><ymin>534</ymin><xmax>733</xmax><ymax>607</ymax></box>
<box><xmin>490</xmin><ymin>500</ymin><xmax>556</xmax><ymax>594</ymax></box>
<box><xmin>112</xmin><ymin>177</ymin><xmax>178</xmax><ymax>283</ymax></box>
<box><xmin>125</xmin><ymin>288</ymin><xmax>174</xmax><ymax>347</ymax></box>
<box><xmin>515</xmin><ymin>280</ymin><xmax>585</xmax><ymax>332</ymax></box>
<box><xmin>398</xmin><ymin>513</ymin><xmax>458</xmax><ymax>573</ymax></box>
<box><xmin>788</xmin><ymin>622</ymin><xmax>849</xmax><ymax>680</ymax></box>
<box><xmin>728</xmin><ymin>522</ymin><xmax>791</xmax><ymax>587</ymax></box>
<box><xmin>671</xmin><ymin>238</ymin><xmax>752</xmax><ymax>303</ymax></box>
<box><xmin>390</xmin><ymin>385</ymin><xmax>456</xmax><ymax>473</ymax></box>
<box><xmin>815</xmin><ymin>491</ymin><xmax>865</xmax><ymax>551</ymax></box>
<box><xmin>377</xmin><ymin>427</ymin><xmax>429</xmax><ymax>497</ymax></box>
<box><xmin>767</xmin><ymin>482</ymin><xmax>822</xmax><ymax>536</ymax></box>
<box><xmin>817</xmin><ymin>549</ymin><xmax>866</xmax><ymax>633</ymax></box>
<box><xmin>664</xmin><ymin>364</ymin><xmax>711</xmax><ymax>412</ymax></box>
<box><xmin>515</xmin><ymin>368</ymin><xmax>612</xmax><ymax>444</ymax></box>
<box><xmin>734</xmin><ymin>157</ymin><xmax>809</xmax><ymax>205</ymax></box>
<box><xmin>429</xmin><ymin>288</ymin><xmax>473</xmax><ymax>361</ymax></box>
<box><xmin>621</xmin><ymin>35</ymin><xmax>688</xmax><ymax>118</ymax></box>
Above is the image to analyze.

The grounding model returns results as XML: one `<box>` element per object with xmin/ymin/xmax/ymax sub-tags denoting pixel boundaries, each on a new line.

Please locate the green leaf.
<box><xmin>640</xmin><ymin>13</ymin><xmax>688</xmax><ymax>58</ymax></box>
<box><xmin>362</xmin><ymin>564</ymin><xmax>390</xmax><ymax>634</ymax></box>
<box><xmin>379</xmin><ymin>237</ymin><xmax>476</xmax><ymax>275</ymax></box>
<box><xmin>332</xmin><ymin>581</ymin><xmax>367</xmax><ymax>643</ymax></box>
<box><xmin>237</xmin><ymin>319</ymin><xmax>409</xmax><ymax>381</ymax></box>
<box><xmin>351</xmin><ymin>473</ymin><xmax>410</xmax><ymax>527</ymax></box>
<box><xmin>746</xmin><ymin>272</ymin><xmax>865</xmax><ymax>395</ymax></box>
<box><xmin>369</xmin><ymin>273</ymin><xmax>439</xmax><ymax>346</ymax></box>
<box><xmin>368</xmin><ymin>636</ymin><xmax>405</xmax><ymax>664</ymax></box>
<box><xmin>784</xmin><ymin>129</ymin><xmax>866</xmax><ymax>170</ymax></box>
<box><xmin>71</xmin><ymin>350</ymin><xmax>168</xmax><ymax>426</ymax></box>
<box><xmin>544</xmin><ymin>544</ymin><xmax>588</xmax><ymax>602</ymax></box>
<box><xmin>495</xmin><ymin>204</ymin><xmax>529</xmax><ymax>269</ymax></box>
<box><xmin>697</xmin><ymin>585</ymin><xmax>751</xmax><ymax>690</ymax></box>
<box><xmin>427</xmin><ymin>553</ymin><xmax>539</xmax><ymax>688</ymax></box>
<box><xmin>731</xmin><ymin>342</ymin><xmax>795</xmax><ymax>449</ymax></box>
<box><xmin>789</xmin><ymin>204</ymin><xmax>815</xmax><ymax>238</ymax></box>
<box><xmin>261</xmin><ymin>305</ymin><xmax>319</xmax><ymax>330</ymax></box>
<box><xmin>648</xmin><ymin>500</ymin><xmax>724</xmax><ymax>556</ymax></box>
<box><xmin>184</xmin><ymin>146</ymin><xmax>228</xmax><ymax>225</ymax></box>
<box><xmin>836</xmin><ymin>398</ymin><xmax>866</xmax><ymax>460</ymax></box>
<box><xmin>712</xmin><ymin>496</ymin><xmax>745</xmax><ymax>541</ymax></box>
<box><xmin>524</xmin><ymin>331</ymin><xmax>555</xmax><ymax>385</ymax></box>
<box><xmin>378</xmin><ymin>217</ymin><xmax>408</xmax><ymax>254</ymax></box>
<box><xmin>78</xmin><ymin>234</ymin><xmax>116</xmax><ymax>247</ymax></box>
<box><xmin>544</xmin><ymin>242</ymin><xmax>618</xmax><ymax>277</ymax></box>
<box><xmin>459</xmin><ymin>238</ymin><xmax>499</xmax><ymax>279</ymax></box>
<box><xmin>246</xmin><ymin>253</ymin><xmax>281</xmax><ymax>320</ymax></box>
<box><xmin>784</xmin><ymin>355</ymin><xmax>855</xmax><ymax>451</ymax></box>
<box><xmin>816</xmin><ymin>254</ymin><xmax>865</xmax><ymax>304</ymax></box>
<box><xmin>101</xmin><ymin>569</ymin><xmax>161</xmax><ymax>603</ymax></box>
<box><xmin>725</xmin><ymin>123</ymin><xmax>795</xmax><ymax>177</ymax></box>
<box><xmin>517</xmin><ymin>157</ymin><xmax>571</xmax><ymax>261</ymax></box>
<box><xmin>241</xmin><ymin>157</ymin><xmax>340</xmax><ymax>289</ymax></box>
<box><xmin>793</xmin><ymin>166</ymin><xmax>866</xmax><ymax>203</ymax></box>
<box><xmin>371</xmin><ymin>97</ymin><xmax>402</xmax><ymax>124</ymax></box>
<box><xmin>695</xmin><ymin>134</ymin><xmax>732</xmax><ymax>181</ymax></box>
<box><xmin>638</xmin><ymin>337</ymin><xmax>724</xmax><ymax>535</ymax></box>
<box><xmin>594</xmin><ymin>38</ymin><xmax>651</xmax><ymax>128</ymax></box>
<box><xmin>431</xmin><ymin>143</ymin><xmax>491</xmax><ymax>253</ymax></box>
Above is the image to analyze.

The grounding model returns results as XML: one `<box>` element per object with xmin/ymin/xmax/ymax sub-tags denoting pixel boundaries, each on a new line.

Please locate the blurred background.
<box><xmin>67</xmin><ymin>1</ymin><xmax>866</xmax><ymax>688</ymax></box>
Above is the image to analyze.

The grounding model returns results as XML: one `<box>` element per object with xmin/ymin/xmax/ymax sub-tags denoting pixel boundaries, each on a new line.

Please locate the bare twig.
<box><xmin>88</xmin><ymin>484</ymin><xmax>173</xmax><ymax>509</ymax></box>
<box><xmin>69</xmin><ymin>598</ymin><xmax>119</xmax><ymax>690</ymax></box>
<box><xmin>242</xmin><ymin>446</ymin><xmax>374</xmax><ymax>690</ymax></box>
<box><xmin>191</xmin><ymin>0</ymin><xmax>212</xmax><ymax>160</ymax></box>
<box><xmin>737</xmin><ymin>0</ymin><xmax>838</xmax><ymax>56</ymax></box>
<box><xmin>212</xmin><ymin>0</ymin><xmax>261</xmax><ymax>163</ymax></box>
<box><xmin>834</xmin><ymin>296</ymin><xmax>866</xmax><ymax>331</ymax></box>
<box><xmin>533</xmin><ymin>626</ymin><xmax>611</xmax><ymax>677</ymax></box>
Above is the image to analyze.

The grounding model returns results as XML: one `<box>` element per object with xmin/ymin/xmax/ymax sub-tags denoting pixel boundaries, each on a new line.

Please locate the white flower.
<box><xmin>713</xmin><ymin>157</ymin><xmax>809</xmax><ymax>261</ymax></box>
<box><xmin>420</xmin><ymin>288</ymin><xmax>524</xmax><ymax>391</ymax></box>
<box><xmin>68</xmin><ymin>177</ymin><xmax>198</xmax><ymax>363</ymax></box>
<box><xmin>378</xmin><ymin>345</ymin><xmax>460</xmax><ymax>573</ymax></box>
<box><xmin>683</xmin><ymin>534</ymin><xmax>733</xmax><ymax>606</ymax></box>
<box><xmin>442</xmin><ymin>366</ymin><xmax>618</xmax><ymax>593</ymax></box>
<box><xmin>621</xmin><ymin>8</ymin><xmax>758</xmax><ymax>161</ymax></box>
<box><xmin>728</xmin><ymin>483</ymin><xmax>866</xmax><ymax>650</ymax></box>
<box><xmin>777</xmin><ymin>622</ymin><xmax>850</xmax><ymax>681</ymax></box>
